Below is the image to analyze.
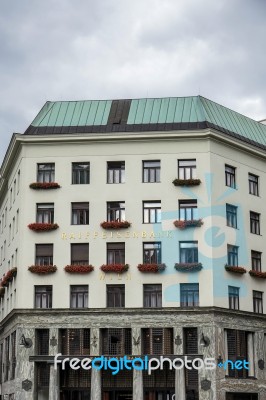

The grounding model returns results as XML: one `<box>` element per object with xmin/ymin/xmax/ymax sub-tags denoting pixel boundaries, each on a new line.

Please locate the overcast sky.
<box><xmin>0</xmin><ymin>0</ymin><xmax>266</xmax><ymax>164</ymax></box>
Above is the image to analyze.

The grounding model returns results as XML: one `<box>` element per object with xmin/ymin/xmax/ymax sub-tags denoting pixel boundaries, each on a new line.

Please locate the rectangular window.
<box><xmin>107</xmin><ymin>161</ymin><xmax>125</xmax><ymax>183</ymax></box>
<box><xmin>143</xmin><ymin>201</ymin><xmax>161</xmax><ymax>224</ymax></box>
<box><xmin>180</xmin><ymin>283</ymin><xmax>199</xmax><ymax>307</ymax></box>
<box><xmin>184</xmin><ymin>328</ymin><xmax>198</xmax><ymax>354</ymax></box>
<box><xmin>226</xmin><ymin>329</ymin><xmax>248</xmax><ymax>378</ymax></box>
<box><xmin>36</xmin><ymin>329</ymin><xmax>49</xmax><ymax>355</ymax></box>
<box><xmin>71</xmin><ymin>243</ymin><xmax>89</xmax><ymax>265</ymax></box>
<box><xmin>60</xmin><ymin>329</ymin><xmax>90</xmax><ymax>355</ymax></box>
<box><xmin>101</xmin><ymin>328</ymin><xmax>131</xmax><ymax>355</ymax></box>
<box><xmin>143</xmin><ymin>160</ymin><xmax>161</xmax><ymax>183</ymax></box>
<box><xmin>70</xmin><ymin>285</ymin><xmax>88</xmax><ymax>308</ymax></box>
<box><xmin>225</xmin><ymin>164</ymin><xmax>236</xmax><ymax>188</ymax></box>
<box><xmin>37</xmin><ymin>163</ymin><xmax>55</xmax><ymax>183</ymax></box>
<box><xmin>180</xmin><ymin>241</ymin><xmax>198</xmax><ymax>263</ymax></box>
<box><xmin>179</xmin><ymin>200</ymin><xmax>198</xmax><ymax>220</ymax></box>
<box><xmin>71</xmin><ymin>203</ymin><xmax>89</xmax><ymax>225</ymax></box>
<box><xmin>253</xmin><ymin>291</ymin><xmax>263</xmax><ymax>314</ymax></box>
<box><xmin>250</xmin><ymin>211</ymin><xmax>260</xmax><ymax>235</ymax></box>
<box><xmin>107</xmin><ymin>242</ymin><xmax>125</xmax><ymax>264</ymax></box>
<box><xmin>143</xmin><ymin>284</ymin><xmax>162</xmax><ymax>308</ymax></box>
<box><xmin>142</xmin><ymin>328</ymin><xmax>173</xmax><ymax>355</ymax></box>
<box><xmin>178</xmin><ymin>159</ymin><xmax>196</xmax><ymax>180</ymax></box>
<box><xmin>249</xmin><ymin>173</ymin><xmax>259</xmax><ymax>196</ymax></box>
<box><xmin>251</xmin><ymin>250</ymin><xmax>261</xmax><ymax>272</ymax></box>
<box><xmin>107</xmin><ymin>202</ymin><xmax>125</xmax><ymax>222</ymax></box>
<box><xmin>106</xmin><ymin>285</ymin><xmax>125</xmax><ymax>308</ymax></box>
<box><xmin>35</xmin><ymin>244</ymin><xmax>53</xmax><ymax>266</ymax></box>
<box><xmin>36</xmin><ymin>203</ymin><xmax>54</xmax><ymax>223</ymax></box>
<box><xmin>227</xmin><ymin>245</ymin><xmax>238</xmax><ymax>266</ymax></box>
<box><xmin>143</xmin><ymin>242</ymin><xmax>161</xmax><ymax>264</ymax></box>
<box><xmin>72</xmin><ymin>162</ymin><xmax>90</xmax><ymax>184</ymax></box>
<box><xmin>35</xmin><ymin>286</ymin><xmax>52</xmax><ymax>309</ymax></box>
<box><xmin>228</xmin><ymin>286</ymin><xmax>239</xmax><ymax>310</ymax></box>
<box><xmin>226</xmin><ymin>204</ymin><xmax>237</xmax><ymax>228</ymax></box>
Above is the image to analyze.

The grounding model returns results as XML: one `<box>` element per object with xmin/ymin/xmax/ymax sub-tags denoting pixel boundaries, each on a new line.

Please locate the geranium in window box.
<box><xmin>174</xmin><ymin>263</ymin><xmax>203</xmax><ymax>272</ymax></box>
<box><xmin>29</xmin><ymin>182</ymin><xmax>61</xmax><ymax>190</ymax></box>
<box><xmin>249</xmin><ymin>270</ymin><xmax>266</xmax><ymax>279</ymax></box>
<box><xmin>137</xmin><ymin>263</ymin><xmax>166</xmax><ymax>273</ymax></box>
<box><xmin>2</xmin><ymin>267</ymin><xmax>17</xmax><ymax>286</ymax></box>
<box><xmin>0</xmin><ymin>287</ymin><xmax>5</xmax><ymax>297</ymax></box>
<box><xmin>28</xmin><ymin>265</ymin><xmax>57</xmax><ymax>274</ymax></box>
<box><xmin>28</xmin><ymin>223</ymin><xmax>59</xmax><ymax>232</ymax></box>
<box><xmin>172</xmin><ymin>178</ymin><xmax>201</xmax><ymax>186</ymax></box>
<box><xmin>173</xmin><ymin>219</ymin><xmax>203</xmax><ymax>229</ymax></box>
<box><xmin>64</xmin><ymin>265</ymin><xmax>94</xmax><ymax>274</ymax></box>
<box><xmin>100</xmin><ymin>264</ymin><xmax>129</xmax><ymax>273</ymax></box>
<box><xmin>100</xmin><ymin>221</ymin><xmax>131</xmax><ymax>229</ymax></box>
<box><xmin>225</xmin><ymin>265</ymin><xmax>247</xmax><ymax>274</ymax></box>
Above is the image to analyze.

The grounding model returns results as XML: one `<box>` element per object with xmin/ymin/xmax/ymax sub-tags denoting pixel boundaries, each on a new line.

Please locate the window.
<box><xmin>251</xmin><ymin>250</ymin><xmax>261</xmax><ymax>272</ymax></box>
<box><xmin>184</xmin><ymin>328</ymin><xmax>198</xmax><ymax>354</ymax></box>
<box><xmin>250</xmin><ymin>211</ymin><xmax>260</xmax><ymax>235</ymax></box>
<box><xmin>143</xmin><ymin>160</ymin><xmax>160</xmax><ymax>183</ymax></box>
<box><xmin>101</xmin><ymin>328</ymin><xmax>131</xmax><ymax>355</ymax></box>
<box><xmin>107</xmin><ymin>202</ymin><xmax>125</xmax><ymax>222</ymax></box>
<box><xmin>106</xmin><ymin>285</ymin><xmax>125</xmax><ymax>307</ymax></box>
<box><xmin>228</xmin><ymin>286</ymin><xmax>239</xmax><ymax>310</ymax></box>
<box><xmin>143</xmin><ymin>284</ymin><xmax>162</xmax><ymax>307</ymax></box>
<box><xmin>70</xmin><ymin>285</ymin><xmax>88</xmax><ymax>308</ymax></box>
<box><xmin>60</xmin><ymin>329</ymin><xmax>90</xmax><ymax>355</ymax></box>
<box><xmin>37</xmin><ymin>204</ymin><xmax>54</xmax><ymax>223</ymax></box>
<box><xmin>71</xmin><ymin>203</ymin><xmax>89</xmax><ymax>225</ymax></box>
<box><xmin>226</xmin><ymin>204</ymin><xmax>237</xmax><ymax>228</ymax></box>
<box><xmin>180</xmin><ymin>283</ymin><xmax>199</xmax><ymax>307</ymax></box>
<box><xmin>71</xmin><ymin>243</ymin><xmax>89</xmax><ymax>265</ymax></box>
<box><xmin>225</xmin><ymin>164</ymin><xmax>236</xmax><ymax>188</ymax></box>
<box><xmin>72</xmin><ymin>162</ymin><xmax>90</xmax><ymax>184</ymax></box>
<box><xmin>37</xmin><ymin>163</ymin><xmax>55</xmax><ymax>183</ymax></box>
<box><xmin>248</xmin><ymin>173</ymin><xmax>259</xmax><ymax>196</ymax></box>
<box><xmin>107</xmin><ymin>161</ymin><xmax>125</xmax><ymax>183</ymax></box>
<box><xmin>142</xmin><ymin>328</ymin><xmax>173</xmax><ymax>355</ymax></box>
<box><xmin>227</xmin><ymin>245</ymin><xmax>238</xmax><ymax>266</ymax></box>
<box><xmin>36</xmin><ymin>329</ymin><xmax>49</xmax><ymax>355</ymax></box>
<box><xmin>227</xmin><ymin>329</ymin><xmax>248</xmax><ymax>378</ymax></box>
<box><xmin>179</xmin><ymin>200</ymin><xmax>198</xmax><ymax>220</ymax></box>
<box><xmin>107</xmin><ymin>242</ymin><xmax>125</xmax><ymax>264</ymax></box>
<box><xmin>178</xmin><ymin>159</ymin><xmax>196</xmax><ymax>180</ymax></box>
<box><xmin>143</xmin><ymin>242</ymin><xmax>161</xmax><ymax>264</ymax></box>
<box><xmin>35</xmin><ymin>286</ymin><xmax>52</xmax><ymax>308</ymax></box>
<box><xmin>35</xmin><ymin>244</ymin><xmax>53</xmax><ymax>266</ymax></box>
<box><xmin>180</xmin><ymin>241</ymin><xmax>198</xmax><ymax>263</ymax></box>
<box><xmin>143</xmin><ymin>201</ymin><xmax>161</xmax><ymax>223</ymax></box>
<box><xmin>253</xmin><ymin>291</ymin><xmax>263</xmax><ymax>314</ymax></box>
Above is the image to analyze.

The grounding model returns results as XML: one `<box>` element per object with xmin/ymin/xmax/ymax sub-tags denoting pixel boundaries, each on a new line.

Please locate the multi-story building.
<box><xmin>0</xmin><ymin>96</ymin><xmax>266</xmax><ymax>400</ymax></box>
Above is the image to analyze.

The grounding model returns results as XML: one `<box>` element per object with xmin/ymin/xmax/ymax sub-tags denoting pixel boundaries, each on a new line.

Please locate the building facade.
<box><xmin>0</xmin><ymin>96</ymin><xmax>266</xmax><ymax>400</ymax></box>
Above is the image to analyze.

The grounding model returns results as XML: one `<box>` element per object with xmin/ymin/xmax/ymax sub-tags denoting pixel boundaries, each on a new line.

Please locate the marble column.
<box><xmin>198</xmin><ymin>326</ymin><xmax>215</xmax><ymax>400</ymax></box>
<box><xmin>132</xmin><ymin>327</ymin><xmax>143</xmax><ymax>400</ymax></box>
<box><xmin>174</xmin><ymin>327</ymin><xmax>186</xmax><ymax>400</ymax></box>
<box><xmin>49</xmin><ymin>327</ymin><xmax>60</xmax><ymax>400</ymax></box>
<box><xmin>90</xmin><ymin>328</ymin><xmax>101</xmax><ymax>400</ymax></box>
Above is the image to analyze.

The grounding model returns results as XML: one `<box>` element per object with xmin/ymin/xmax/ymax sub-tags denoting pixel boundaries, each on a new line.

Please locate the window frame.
<box><xmin>70</xmin><ymin>285</ymin><xmax>88</xmax><ymax>309</ymax></box>
<box><xmin>179</xmin><ymin>241</ymin><xmax>198</xmax><ymax>263</ymax></box>
<box><xmin>107</xmin><ymin>161</ymin><xmax>125</xmax><ymax>184</ymax></box>
<box><xmin>143</xmin><ymin>284</ymin><xmax>162</xmax><ymax>308</ymax></box>
<box><xmin>143</xmin><ymin>242</ymin><xmax>161</xmax><ymax>264</ymax></box>
<box><xmin>250</xmin><ymin>211</ymin><xmax>260</xmax><ymax>235</ymax></box>
<box><xmin>180</xmin><ymin>283</ymin><xmax>199</xmax><ymax>307</ymax></box>
<box><xmin>107</xmin><ymin>202</ymin><xmax>125</xmax><ymax>222</ymax></box>
<box><xmin>106</xmin><ymin>242</ymin><xmax>125</xmax><ymax>264</ymax></box>
<box><xmin>37</xmin><ymin>163</ymin><xmax>55</xmax><ymax>183</ymax></box>
<box><xmin>179</xmin><ymin>200</ymin><xmax>198</xmax><ymax>221</ymax></box>
<box><xmin>72</xmin><ymin>162</ymin><xmax>90</xmax><ymax>185</ymax></box>
<box><xmin>225</xmin><ymin>164</ymin><xmax>236</xmax><ymax>188</ymax></box>
<box><xmin>143</xmin><ymin>201</ymin><xmax>161</xmax><ymax>224</ymax></box>
<box><xmin>248</xmin><ymin>173</ymin><xmax>259</xmax><ymax>196</ymax></box>
<box><xmin>36</xmin><ymin>203</ymin><xmax>54</xmax><ymax>224</ymax></box>
<box><xmin>34</xmin><ymin>286</ymin><xmax>52</xmax><ymax>309</ymax></box>
<box><xmin>142</xmin><ymin>160</ymin><xmax>161</xmax><ymax>183</ymax></box>
<box><xmin>253</xmin><ymin>290</ymin><xmax>263</xmax><ymax>314</ymax></box>
<box><xmin>178</xmin><ymin>159</ymin><xmax>196</xmax><ymax>180</ymax></box>
<box><xmin>228</xmin><ymin>286</ymin><xmax>239</xmax><ymax>310</ymax></box>
<box><xmin>71</xmin><ymin>243</ymin><xmax>89</xmax><ymax>265</ymax></box>
<box><xmin>35</xmin><ymin>244</ymin><xmax>53</xmax><ymax>266</ymax></box>
<box><xmin>227</xmin><ymin>244</ymin><xmax>238</xmax><ymax>266</ymax></box>
<box><xmin>106</xmin><ymin>284</ymin><xmax>125</xmax><ymax>308</ymax></box>
<box><xmin>71</xmin><ymin>202</ymin><xmax>89</xmax><ymax>225</ymax></box>
<box><xmin>226</xmin><ymin>204</ymin><xmax>238</xmax><ymax>228</ymax></box>
<box><xmin>251</xmin><ymin>250</ymin><xmax>261</xmax><ymax>272</ymax></box>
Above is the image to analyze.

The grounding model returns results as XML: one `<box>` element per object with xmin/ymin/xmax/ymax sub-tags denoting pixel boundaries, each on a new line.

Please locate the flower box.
<box><xmin>173</xmin><ymin>219</ymin><xmax>203</xmax><ymax>229</ymax></box>
<box><xmin>0</xmin><ymin>287</ymin><xmax>5</xmax><ymax>297</ymax></box>
<box><xmin>28</xmin><ymin>223</ymin><xmax>59</xmax><ymax>232</ymax></box>
<box><xmin>64</xmin><ymin>265</ymin><xmax>94</xmax><ymax>274</ymax></box>
<box><xmin>174</xmin><ymin>263</ymin><xmax>203</xmax><ymax>272</ymax></box>
<box><xmin>225</xmin><ymin>265</ymin><xmax>247</xmax><ymax>274</ymax></box>
<box><xmin>29</xmin><ymin>182</ymin><xmax>61</xmax><ymax>190</ymax></box>
<box><xmin>137</xmin><ymin>263</ymin><xmax>166</xmax><ymax>273</ymax></box>
<box><xmin>172</xmin><ymin>178</ymin><xmax>201</xmax><ymax>186</ymax></box>
<box><xmin>100</xmin><ymin>264</ymin><xmax>129</xmax><ymax>273</ymax></box>
<box><xmin>1</xmin><ymin>268</ymin><xmax>17</xmax><ymax>286</ymax></box>
<box><xmin>28</xmin><ymin>265</ymin><xmax>57</xmax><ymax>274</ymax></box>
<box><xmin>100</xmin><ymin>221</ymin><xmax>131</xmax><ymax>229</ymax></box>
<box><xmin>249</xmin><ymin>270</ymin><xmax>266</xmax><ymax>279</ymax></box>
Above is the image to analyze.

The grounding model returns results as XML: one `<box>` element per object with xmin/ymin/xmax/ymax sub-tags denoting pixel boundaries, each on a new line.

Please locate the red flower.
<box><xmin>137</xmin><ymin>264</ymin><xmax>166</xmax><ymax>273</ymax></box>
<box><xmin>1</xmin><ymin>268</ymin><xmax>17</xmax><ymax>286</ymax></box>
<box><xmin>100</xmin><ymin>221</ymin><xmax>131</xmax><ymax>229</ymax></box>
<box><xmin>28</xmin><ymin>223</ymin><xmax>59</xmax><ymax>231</ymax></box>
<box><xmin>28</xmin><ymin>265</ymin><xmax>57</xmax><ymax>274</ymax></box>
<box><xmin>100</xmin><ymin>264</ymin><xmax>129</xmax><ymax>273</ymax></box>
<box><xmin>175</xmin><ymin>263</ymin><xmax>203</xmax><ymax>272</ymax></box>
<box><xmin>64</xmin><ymin>265</ymin><xmax>94</xmax><ymax>274</ymax></box>
<box><xmin>172</xmin><ymin>178</ymin><xmax>201</xmax><ymax>186</ymax></box>
<box><xmin>225</xmin><ymin>265</ymin><xmax>247</xmax><ymax>274</ymax></box>
<box><xmin>173</xmin><ymin>219</ymin><xmax>203</xmax><ymax>229</ymax></box>
<box><xmin>249</xmin><ymin>270</ymin><xmax>266</xmax><ymax>279</ymax></box>
<box><xmin>29</xmin><ymin>182</ymin><xmax>61</xmax><ymax>189</ymax></box>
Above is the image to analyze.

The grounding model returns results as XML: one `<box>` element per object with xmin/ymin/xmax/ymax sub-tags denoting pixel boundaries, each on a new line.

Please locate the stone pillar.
<box><xmin>247</xmin><ymin>332</ymin><xmax>255</xmax><ymax>377</ymax></box>
<box><xmin>198</xmin><ymin>326</ymin><xmax>215</xmax><ymax>400</ymax></box>
<box><xmin>49</xmin><ymin>327</ymin><xmax>60</xmax><ymax>400</ymax></box>
<box><xmin>174</xmin><ymin>327</ymin><xmax>186</xmax><ymax>400</ymax></box>
<box><xmin>90</xmin><ymin>328</ymin><xmax>101</xmax><ymax>400</ymax></box>
<box><xmin>132</xmin><ymin>327</ymin><xmax>143</xmax><ymax>400</ymax></box>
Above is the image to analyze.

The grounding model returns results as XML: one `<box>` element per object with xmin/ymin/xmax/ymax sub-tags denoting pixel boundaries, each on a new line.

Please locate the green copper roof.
<box><xmin>25</xmin><ymin>96</ymin><xmax>266</xmax><ymax>151</ymax></box>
